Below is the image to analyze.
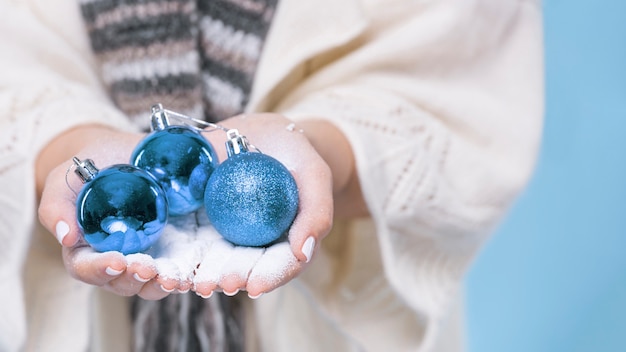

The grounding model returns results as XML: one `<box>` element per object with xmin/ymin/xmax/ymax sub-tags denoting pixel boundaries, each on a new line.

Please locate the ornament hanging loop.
<box><xmin>65</xmin><ymin>162</ymin><xmax>78</xmax><ymax>197</ymax></box>
<box><xmin>150</xmin><ymin>103</ymin><xmax>228</xmax><ymax>133</ymax></box>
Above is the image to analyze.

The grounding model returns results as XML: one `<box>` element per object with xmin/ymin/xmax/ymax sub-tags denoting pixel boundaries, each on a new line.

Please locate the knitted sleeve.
<box><xmin>0</xmin><ymin>2</ymin><xmax>134</xmax><ymax>349</ymax></box>
<box><xmin>276</xmin><ymin>0</ymin><xmax>543</xmax><ymax>346</ymax></box>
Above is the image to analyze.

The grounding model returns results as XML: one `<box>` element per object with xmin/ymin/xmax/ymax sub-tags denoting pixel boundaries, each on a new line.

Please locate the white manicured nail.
<box><xmin>160</xmin><ymin>285</ymin><xmax>175</xmax><ymax>293</ymax></box>
<box><xmin>133</xmin><ymin>273</ymin><xmax>150</xmax><ymax>283</ymax></box>
<box><xmin>105</xmin><ymin>267</ymin><xmax>124</xmax><ymax>276</ymax></box>
<box><xmin>55</xmin><ymin>221</ymin><xmax>70</xmax><ymax>244</ymax></box>
<box><xmin>197</xmin><ymin>291</ymin><xmax>213</xmax><ymax>299</ymax></box>
<box><xmin>248</xmin><ymin>292</ymin><xmax>264</xmax><ymax>300</ymax></box>
<box><xmin>223</xmin><ymin>289</ymin><xmax>239</xmax><ymax>297</ymax></box>
<box><xmin>301</xmin><ymin>236</ymin><xmax>315</xmax><ymax>263</ymax></box>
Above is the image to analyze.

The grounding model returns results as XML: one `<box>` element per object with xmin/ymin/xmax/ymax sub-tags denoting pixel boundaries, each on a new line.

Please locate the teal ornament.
<box><xmin>131</xmin><ymin>104</ymin><xmax>218</xmax><ymax>216</ymax></box>
<box><xmin>73</xmin><ymin>157</ymin><xmax>168</xmax><ymax>255</ymax></box>
<box><xmin>204</xmin><ymin>129</ymin><xmax>299</xmax><ymax>247</ymax></box>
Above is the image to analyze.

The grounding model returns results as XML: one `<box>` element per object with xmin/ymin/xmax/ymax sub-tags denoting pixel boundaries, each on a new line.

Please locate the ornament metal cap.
<box><xmin>225</xmin><ymin>129</ymin><xmax>250</xmax><ymax>157</ymax></box>
<box><xmin>150</xmin><ymin>103</ymin><xmax>171</xmax><ymax>131</ymax></box>
<box><xmin>73</xmin><ymin>157</ymin><xmax>99</xmax><ymax>183</ymax></box>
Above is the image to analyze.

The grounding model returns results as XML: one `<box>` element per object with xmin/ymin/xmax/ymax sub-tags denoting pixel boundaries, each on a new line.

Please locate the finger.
<box><xmin>152</xmin><ymin>259</ymin><xmax>193</xmax><ymax>293</ymax></box>
<box><xmin>158</xmin><ymin>276</ymin><xmax>182</xmax><ymax>293</ymax></box>
<box><xmin>176</xmin><ymin>280</ymin><xmax>193</xmax><ymax>294</ymax></box>
<box><xmin>105</xmin><ymin>254</ymin><xmax>158</xmax><ymax>296</ymax></box>
<box><xmin>194</xmin><ymin>281</ymin><xmax>216</xmax><ymax>299</ymax></box>
<box><xmin>39</xmin><ymin>162</ymin><xmax>84</xmax><ymax>247</ymax></box>
<box><xmin>246</xmin><ymin>242</ymin><xmax>302</xmax><ymax>298</ymax></box>
<box><xmin>137</xmin><ymin>279</ymin><xmax>173</xmax><ymax>300</ymax></box>
<box><xmin>125</xmin><ymin>253</ymin><xmax>158</xmax><ymax>283</ymax></box>
<box><xmin>218</xmin><ymin>246</ymin><xmax>264</xmax><ymax>296</ymax></box>
<box><xmin>106</xmin><ymin>269</ymin><xmax>155</xmax><ymax>297</ymax></box>
<box><xmin>63</xmin><ymin>245</ymin><xmax>127</xmax><ymax>286</ymax></box>
<box><xmin>193</xmin><ymin>239</ymin><xmax>236</xmax><ymax>297</ymax></box>
<box><xmin>103</xmin><ymin>278</ymin><xmax>146</xmax><ymax>297</ymax></box>
<box><xmin>149</xmin><ymin>214</ymin><xmax>212</xmax><ymax>292</ymax></box>
<box><xmin>288</xmin><ymin>166</ymin><xmax>333</xmax><ymax>263</ymax></box>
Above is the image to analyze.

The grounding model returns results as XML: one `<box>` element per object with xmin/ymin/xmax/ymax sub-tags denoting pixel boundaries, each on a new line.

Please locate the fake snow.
<box><xmin>125</xmin><ymin>210</ymin><xmax>296</xmax><ymax>291</ymax></box>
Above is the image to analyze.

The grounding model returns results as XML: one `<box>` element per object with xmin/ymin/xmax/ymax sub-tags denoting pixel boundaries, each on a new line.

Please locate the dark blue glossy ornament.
<box><xmin>204</xmin><ymin>129</ymin><xmax>299</xmax><ymax>247</ymax></box>
<box><xmin>73</xmin><ymin>157</ymin><xmax>168</xmax><ymax>255</ymax></box>
<box><xmin>131</xmin><ymin>104</ymin><xmax>218</xmax><ymax>216</ymax></box>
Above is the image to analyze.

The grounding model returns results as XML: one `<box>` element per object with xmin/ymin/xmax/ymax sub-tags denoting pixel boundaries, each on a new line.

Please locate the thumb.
<box><xmin>287</xmin><ymin>166</ymin><xmax>333</xmax><ymax>263</ymax></box>
<box><xmin>38</xmin><ymin>160</ymin><xmax>84</xmax><ymax>247</ymax></box>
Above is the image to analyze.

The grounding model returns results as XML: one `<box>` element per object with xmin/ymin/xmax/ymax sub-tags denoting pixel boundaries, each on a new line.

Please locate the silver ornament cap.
<box><xmin>225</xmin><ymin>129</ymin><xmax>250</xmax><ymax>157</ymax></box>
<box><xmin>73</xmin><ymin>157</ymin><xmax>99</xmax><ymax>183</ymax></box>
<box><xmin>150</xmin><ymin>103</ymin><xmax>171</xmax><ymax>131</ymax></box>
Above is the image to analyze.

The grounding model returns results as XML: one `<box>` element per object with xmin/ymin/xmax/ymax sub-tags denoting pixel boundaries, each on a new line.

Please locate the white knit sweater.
<box><xmin>0</xmin><ymin>0</ymin><xmax>543</xmax><ymax>351</ymax></box>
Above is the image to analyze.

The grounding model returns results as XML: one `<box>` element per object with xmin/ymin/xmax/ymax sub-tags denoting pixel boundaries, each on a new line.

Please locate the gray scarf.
<box><xmin>78</xmin><ymin>0</ymin><xmax>279</xmax><ymax>350</ymax></box>
<box><xmin>80</xmin><ymin>0</ymin><xmax>277</xmax><ymax>127</ymax></box>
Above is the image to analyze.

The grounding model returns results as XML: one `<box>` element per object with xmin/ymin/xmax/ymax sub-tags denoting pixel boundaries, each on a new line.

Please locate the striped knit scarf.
<box><xmin>80</xmin><ymin>0</ymin><xmax>277</xmax><ymax>128</ymax></box>
<box><xmin>78</xmin><ymin>0</ymin><xmax>279</xmax><ymax>351</ymax></box>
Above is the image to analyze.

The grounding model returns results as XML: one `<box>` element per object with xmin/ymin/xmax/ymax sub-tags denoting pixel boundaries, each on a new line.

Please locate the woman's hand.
<box><xmin>37</xmin><ymin>126</ymin><xmax>178</xmax><ymax>300</ymax></box>
<box><xmin>194</xmin><ymin>113</ymin><xmax>335</xmax><ymax>298</ymax></box>
<box><xmin>36</xmin><ymin>112</ymin><xmax>354</xmax><ymax>300</ymax></box>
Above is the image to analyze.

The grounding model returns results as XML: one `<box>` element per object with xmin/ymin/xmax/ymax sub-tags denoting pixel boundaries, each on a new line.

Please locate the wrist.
<box><xmin>296</xmin><ymin>119</ymin><xmax>368</xmax><ymax>218</ymax></box>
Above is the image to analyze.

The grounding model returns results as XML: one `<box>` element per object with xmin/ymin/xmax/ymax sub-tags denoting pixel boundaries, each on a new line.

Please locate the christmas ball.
<box><xmin>204</xmin><ymin>152</ymin><xmax>299</xmax><ymax>247</ymax></box>
<box><xmin>75</xmin><ymin>161</ymin><xmax>168</xmax><ymax>255</ymax></box>
<box><xmin>131</xmin><ymin>126</ymin><xmax>218</xmax><ymax>216</ymax></box>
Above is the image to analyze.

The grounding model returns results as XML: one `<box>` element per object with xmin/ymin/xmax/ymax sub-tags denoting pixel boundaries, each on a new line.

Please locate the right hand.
<box><xmin>38</xmin><ymin>126</ymin><xmax>177</xmax><ymax>300</ymax></box>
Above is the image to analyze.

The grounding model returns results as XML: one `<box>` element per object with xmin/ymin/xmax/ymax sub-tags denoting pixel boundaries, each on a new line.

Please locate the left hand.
<box><xmin>193</xmin><ymin>113</ymin><xmax>334</xmax><ymax>298</ymax></box>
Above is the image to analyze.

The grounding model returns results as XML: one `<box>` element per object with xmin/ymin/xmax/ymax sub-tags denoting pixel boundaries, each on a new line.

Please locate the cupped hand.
<box><xmin>37</xmin><ymin>113</ymin><xmax>335</xmax><ymax>301</ymax></box>
<box><xmin>194</xmin><ymin>113</ymin><xmax>334</xmax><ymax>298</ymax></box>
<box><xmin>38</xmin><ymin>127</ymin><xmax>178</xmax><ymax>300</ymax></box>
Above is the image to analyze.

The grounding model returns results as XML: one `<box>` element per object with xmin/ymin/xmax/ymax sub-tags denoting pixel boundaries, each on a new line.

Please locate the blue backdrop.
<box><xmin>466</xmin><ymin>0</ymin><xmax>626</xmax><ymax>351</ymax></box>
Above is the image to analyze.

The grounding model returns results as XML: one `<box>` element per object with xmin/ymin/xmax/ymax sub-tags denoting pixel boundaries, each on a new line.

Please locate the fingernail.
<box><xmin>301</xmin><ymin>236</ymin><xmax>315</xmax><ymax>263</ymax></box>
<box><xmin>248</xmin><ymin>292</ymin><xmax>264</xmax><ymax>300</ymax></box>
<box><xmin>55</xmin><ymin>221</ymin><xmax>70</xmax><ymax>245</ymax></box>
<box><xmin>197</xmin><ymin>291</ymin><xmax>213</xmax><ymax>299</ymax></box>
<box><xmin>133</xmin><ymin>273</ymin><xmax>150</xmax><ymax>283</ymax></box>
<box><xmin>160</xmin><ymin>285</ymin><xmax>175</xmax><ymax>293</ymax></box>
<box><xmin>105</xmin><ymin>267</ymin><xmax>124</xmax><ymax>276</ymax></box>
<box><xmin>177</xmin><ymin>288</ymin><xmax>190</xmax><ymax>294</ymax></box>
<box><xmin>223</xmin><ymin>289</ymin><xmax>239</xmax><ymax>297</ymax></box>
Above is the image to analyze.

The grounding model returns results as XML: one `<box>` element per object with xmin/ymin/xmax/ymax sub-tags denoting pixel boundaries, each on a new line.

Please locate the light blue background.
<box><xmin>466</xmin><ymin>0</ymin><xmax>626</xmax><ymax>351</ymax></box>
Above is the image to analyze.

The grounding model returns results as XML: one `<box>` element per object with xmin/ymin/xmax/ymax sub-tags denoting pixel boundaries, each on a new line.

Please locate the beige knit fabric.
<box><xmin>0</xmin><ymin>0</ymin><xmax>543</xmax><ymax>351</ymax></box>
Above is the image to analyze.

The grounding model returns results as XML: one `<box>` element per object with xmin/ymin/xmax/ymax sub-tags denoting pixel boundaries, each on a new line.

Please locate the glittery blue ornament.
<box><xmin>204</xmin><ymin>129</ymin><xmax>299</xmax><ymax>247</ymax></box>
<box><xmin>131</xmin><ymin>104</ymin><xmax>218</xmax><ymax>216</ymax></box>
<box><xmin>73</xmin><ymin>157</ymin><xmax>168</xmax><ymax>255</ymax></box>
